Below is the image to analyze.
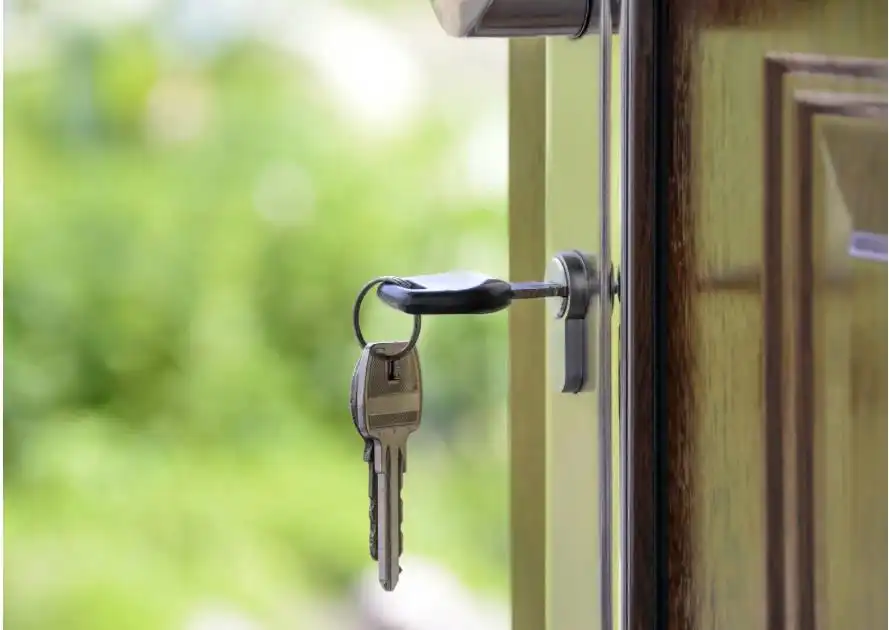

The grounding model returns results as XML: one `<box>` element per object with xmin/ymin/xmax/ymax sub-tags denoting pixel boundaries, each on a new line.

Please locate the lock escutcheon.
<box><xmin>545</xmin><ymin>251</ymin><xmax>600</xmax><ymax>394</ymax></box>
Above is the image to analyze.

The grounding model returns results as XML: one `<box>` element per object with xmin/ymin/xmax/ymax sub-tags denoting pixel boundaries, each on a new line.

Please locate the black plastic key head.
<box><xmin>376</xmin><ymin>271</ymin><xmax>515</xmax><ymax>316</ymax></box>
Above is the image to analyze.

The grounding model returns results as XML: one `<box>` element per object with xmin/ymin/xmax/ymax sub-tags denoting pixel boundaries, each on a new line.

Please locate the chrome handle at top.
<box><xmin>429</xmin><ymin>0</ymin><xmax>620</xmax><ymax>38</ymax></box>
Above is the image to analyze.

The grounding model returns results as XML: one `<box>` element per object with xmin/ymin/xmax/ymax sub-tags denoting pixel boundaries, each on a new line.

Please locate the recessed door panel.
<box><xmin>798</xmin><ymin>97</ymin><xmax>887</xmax><ymax>630</ymax></box>
<box><xmin>651</xmin><ymin>2</ymin><xmax>887</xmax><ymax>629</ymax></box>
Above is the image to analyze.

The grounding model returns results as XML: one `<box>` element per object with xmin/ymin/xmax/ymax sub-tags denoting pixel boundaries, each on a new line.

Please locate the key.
<box><xmin>350</xmin><ymin>353</ymin><xmax>378</xmax><ymax>561</ymax></box>
<box><xmin>375</xmin><ymin>270</ymin><xmax>567</xmax><ymax>315</ymax></box>
<box><xmin>353</xmin><ymin>342</ymin><xmax>421</xmax><ymax>591</ymax></box>
<box><xmin>353</xmin><ymin>341</ymin><xmax>422</xmax><ymax>592</ymax></box>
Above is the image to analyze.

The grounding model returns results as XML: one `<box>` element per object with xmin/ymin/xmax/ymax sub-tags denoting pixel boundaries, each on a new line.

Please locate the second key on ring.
<box><xmin>353</xmin><ymin>341</ymin><xmax>423</xmax><ymax>592</ymax></box>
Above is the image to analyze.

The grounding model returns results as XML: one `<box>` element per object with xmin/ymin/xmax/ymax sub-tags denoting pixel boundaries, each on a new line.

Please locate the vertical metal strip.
<box><xmin>618</xmin><ymin>1</ymin><xmax>630</xmax><ymax>627</ymax></box>
<box><xmin>598</xmin><ymin>0</ymin><xmax>614</xmax><ymax>628</ymax></box>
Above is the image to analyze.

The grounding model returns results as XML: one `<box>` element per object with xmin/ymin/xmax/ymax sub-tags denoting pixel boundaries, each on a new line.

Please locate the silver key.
<box><xmin>353</xmin><ymin>341</ymin><xmax>422</xmax><ymax>592</ymax></box>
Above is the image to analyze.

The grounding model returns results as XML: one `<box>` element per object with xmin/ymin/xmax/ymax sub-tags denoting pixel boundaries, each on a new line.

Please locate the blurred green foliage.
<box><xmin>5</xmin><ymin>15</ymin><xmax>508</xmax><ymax>629</ymax></box>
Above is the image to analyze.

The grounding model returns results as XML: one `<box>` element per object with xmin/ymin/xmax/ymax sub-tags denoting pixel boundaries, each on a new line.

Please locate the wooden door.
<box><xmin>623</xmin><ymin>1</ymin><xmax>888</xmax><ymax>630</ymax></box>
<box><xmin>498</xmin><ymin>1</ymin><xmax>885</xmax><ymax>629</ymax></box>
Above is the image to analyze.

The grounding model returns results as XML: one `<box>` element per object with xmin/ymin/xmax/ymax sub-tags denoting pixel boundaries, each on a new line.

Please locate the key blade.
<box><xmin>375</xmin><ymin>438</ymin><xmax>406</xmax><ymax>591</ymax></box>
<box><xmin>352</xmin><ymin>348</ymin><xmax>380</xmax><ymax>562</ymax></box>
<box><xmin>368</xmin><ymin>447</ymin><xmax>378</xmax><ymax>561</ymax></box>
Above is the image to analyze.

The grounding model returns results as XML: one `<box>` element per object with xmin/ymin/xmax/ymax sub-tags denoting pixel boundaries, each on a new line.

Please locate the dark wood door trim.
<box><xmin>622</xmin><ymin>0</ymin><xmax>666</xmax><ymax>628</ymax></box>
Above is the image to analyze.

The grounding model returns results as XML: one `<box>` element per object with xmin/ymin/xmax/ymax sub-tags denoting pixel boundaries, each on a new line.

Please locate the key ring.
<box><xmin>352</xmin><ymin>276</ymin><xmax>422</xmax><ymax>360</ymax></box>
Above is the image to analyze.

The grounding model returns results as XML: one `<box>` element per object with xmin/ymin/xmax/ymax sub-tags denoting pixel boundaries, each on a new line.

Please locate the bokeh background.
<box><xmin>4</xmin><ymin>1</ymin><xmax>511</xmax><ymax>628</ymax></box>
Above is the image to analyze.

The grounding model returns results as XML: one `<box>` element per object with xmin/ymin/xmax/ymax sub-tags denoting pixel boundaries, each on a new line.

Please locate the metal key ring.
<box><xmin>352</xmin><ymin>276</ymin><xmax>422</xmax><ymax>360</ymax></box>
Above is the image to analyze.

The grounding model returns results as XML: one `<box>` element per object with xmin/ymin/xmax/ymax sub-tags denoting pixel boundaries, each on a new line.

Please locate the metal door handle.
<box><xmin>429</xmin><ymin>0</ymin><xmax>620</xmax><ymax>38</ymax></box>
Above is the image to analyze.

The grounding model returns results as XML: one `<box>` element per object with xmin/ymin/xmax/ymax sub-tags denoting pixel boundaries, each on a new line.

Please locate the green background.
<box><xmin>4</xmin><ymin>2</ymin><xmax>510</xmax><ymax>628</ymax></box>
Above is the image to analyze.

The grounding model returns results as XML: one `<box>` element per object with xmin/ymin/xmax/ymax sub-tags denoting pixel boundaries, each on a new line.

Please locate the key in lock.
<box><xmin>375</xmin><ymin>250</ymin><xmax>616</xmax><ymax>393</ymax></box>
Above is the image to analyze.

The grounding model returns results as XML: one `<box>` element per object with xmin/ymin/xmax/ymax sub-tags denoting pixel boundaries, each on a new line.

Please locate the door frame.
<box><xmin>507</xmin><ymin>34</ymin><xmax>610</xmax><ymax>630</ymax></box>
<box><xmin>506</xmin><ymin>1</ymin><xmax>665</xmax><ymax>627</ymax></box>
<box><xmin>507</xmin><ymin>37</ymin><xmax>548</xmax><ymax>630</ymax></box>
<box><xmin>620</xmin><ymin>0</ymin><xmax>663</xmax><ymax>628</ymax></box>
